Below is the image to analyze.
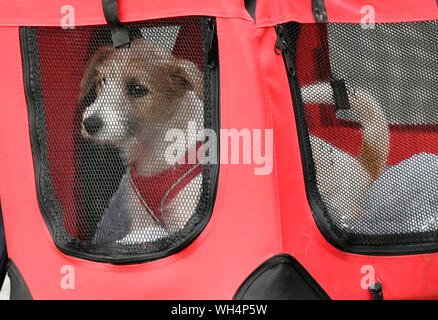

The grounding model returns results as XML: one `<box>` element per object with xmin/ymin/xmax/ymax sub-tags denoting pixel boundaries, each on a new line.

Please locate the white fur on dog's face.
<box><xmin>80</xmin><ymin>39</ymin><xmax>204</xmax><ymax>148</ymax></box>
<box><xmin>82</xmin><ymin>62</ymin><xmax>132</xmax><ymax>144</ymax></box>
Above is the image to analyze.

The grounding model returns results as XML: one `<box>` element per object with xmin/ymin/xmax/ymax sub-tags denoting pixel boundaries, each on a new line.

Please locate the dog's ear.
<box><xmin>169</xmin><ymin>59</ymin><xmax>204</xmax><ymax>101</ymax></box>
<box><xmin>78</xmin><ymin>46</ymin><xmax>114</xmax><ymax>105</ymax></box>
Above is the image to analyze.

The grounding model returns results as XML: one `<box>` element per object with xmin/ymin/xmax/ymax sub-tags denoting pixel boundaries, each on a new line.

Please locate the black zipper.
<box><xmin>274</xmin><ymin>24</ymin><xmax>346</xmax><ymax>251</ymax></box>
<box><xmin>205</xmin><ymin>17</ymin><xmax>218</xmax><ymax>69</ymax></box>
<box><xmin>205</xmin><ymin>16</ymin><xmax>221</xmax><ymax>227</ymax></box>
<box><xmin>275</xmin><ymin>25</ymin><xmax>295</xmax><ymax>76</ymax></box>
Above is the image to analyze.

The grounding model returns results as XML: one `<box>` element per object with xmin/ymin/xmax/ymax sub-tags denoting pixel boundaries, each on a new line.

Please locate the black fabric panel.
<box><xmin>244</xmin><ymin>0</ymin><xmax>256</xmax><ymax>21</ymax></box>
<box><xmin>234</xmin><ymin>254</ymin><xmax>330</xmax><ymax>300</ymax></box>
<box><xmin>0</xmin><ymin>207</ymin><xmax>6</xmax><ymax>289</ymax></box>
<box><xmin>7</xmin><ymin>260</ymin><xmax>32</xmax><ymax>300</ymax></box>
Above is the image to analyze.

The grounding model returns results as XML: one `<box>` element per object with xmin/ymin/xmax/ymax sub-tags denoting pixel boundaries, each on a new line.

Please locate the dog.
<box><xmin>300</xmin><ymin>83</ymin><xmax>390</xmax><ymax>219</ymax></box>
<box><xmin>79</xmin><ymin>38</ymin><xmax>205</xmax><ymax>244</ymax></box>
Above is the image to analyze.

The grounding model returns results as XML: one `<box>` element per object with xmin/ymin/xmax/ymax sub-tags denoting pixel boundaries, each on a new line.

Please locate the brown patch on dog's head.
<box><xmin>79</xmin><ymin>46</ymin><xmax>115</xmax><ymax>104</ymax></box>
<box><xmin>174</xmin><ymin>58</ymin><xmax>204</xmax><ymax>101</ymax></box>
<box><xmin>80</xmin><ymin>39</ymin><xmax>204</xmax><ymax>145</ymax></box>
<box><xmin>124</xmin><ymin>63</ymin><xmax>197</xmax><ymax>123</ymax></box>
<box><xmin>121</xmin><ymin>41</ymin><xmax>204</xmax><ymax>122</ymax></box>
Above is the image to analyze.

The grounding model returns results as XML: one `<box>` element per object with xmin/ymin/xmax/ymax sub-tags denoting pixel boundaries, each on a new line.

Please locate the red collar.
<box><xmin>129</xmin><ymin>143</ymin><xmax>204</xmax><ymax>226</ymax></box>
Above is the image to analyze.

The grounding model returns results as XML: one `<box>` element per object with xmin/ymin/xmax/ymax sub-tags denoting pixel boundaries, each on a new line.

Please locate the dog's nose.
<box><xmin>83</xmin><ymin>116</ymin><xmax>103</xmax><ymax>136</ymax></box>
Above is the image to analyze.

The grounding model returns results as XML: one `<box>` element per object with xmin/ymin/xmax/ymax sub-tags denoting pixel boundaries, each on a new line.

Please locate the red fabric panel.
<box><xmin>2</xmin><ymin>0</ymin><xmax>437</xmax><ymax>27</ymax></box>
<box><xmin>0</xmin><ymin>0</ymin><xmax>252</xmax><ymax>27</ymax></box>
<box><xmin>256</xmin><ymin>0</ymin><xmax>438</xmax><ymax>26</ymax></box>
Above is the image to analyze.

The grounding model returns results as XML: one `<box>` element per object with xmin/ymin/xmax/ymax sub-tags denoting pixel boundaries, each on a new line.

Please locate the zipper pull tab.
<box><xmin>205</xmin><ymin>18</ymin><xmax>218</xmax><ymax>69</ymax></box>
<box><xmin>275</xmin><ymin>26</ymin><xmax>285</xmax><ymax>54</ymax></box>
<box><xmin>275</xmin><ymin>37</ymin><xmax>286</xmax><ymax>55</ymax></box>
<box><xmin>275</xmin><ymin>26</ymin><xmax>295</xmax><ymax>76</ymax></box>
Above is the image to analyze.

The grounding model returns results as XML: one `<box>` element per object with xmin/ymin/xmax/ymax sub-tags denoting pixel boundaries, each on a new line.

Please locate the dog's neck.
<box><xmin>124</xmin><ymin>91</ymin><xmax>204</xmax><ymax>177</ymax></box>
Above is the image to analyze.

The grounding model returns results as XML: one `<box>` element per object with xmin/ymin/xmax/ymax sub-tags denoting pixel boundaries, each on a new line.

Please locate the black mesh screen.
<box><xmin>21</xmin><ymin>17</ymin><xmax>219</xmax><ymax>262</ymax></box>
<box><xmin>279</xmin><ymin>21</ymin><xmax>438</xmax><ymax>251</ymax></box>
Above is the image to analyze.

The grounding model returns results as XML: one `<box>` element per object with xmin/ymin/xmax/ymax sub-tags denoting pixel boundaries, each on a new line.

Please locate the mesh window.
<box><xmin>278</xmin><ymin>21</ymin><xmax>438</xmax><ymax>252</ymax></box>
<box><xmin>21</xmin><ymin>17</ymin><xmax>219</xmax><ymax>263</ymax></box>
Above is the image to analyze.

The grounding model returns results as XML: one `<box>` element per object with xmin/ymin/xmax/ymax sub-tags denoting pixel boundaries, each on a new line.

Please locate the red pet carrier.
<box><xmin>0</xmin><ymin>0</ymin><xmax>438</xmax><ymax>300</ymax></box>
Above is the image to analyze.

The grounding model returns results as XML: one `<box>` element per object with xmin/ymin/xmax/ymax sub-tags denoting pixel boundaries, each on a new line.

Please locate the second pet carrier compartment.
<box><xmin>276</xmin><ymin>21</ymin><xmax>438</xmax><ymax>253</ymax></box>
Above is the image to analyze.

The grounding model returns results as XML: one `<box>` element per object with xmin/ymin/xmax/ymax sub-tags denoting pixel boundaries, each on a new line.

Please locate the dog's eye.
<box><xmin>98</xmin><ymin>77</ymin><xmax>107</xmax><ymax>87</ymax></box>
<box><xmin>127</xmin><ymin>82</ymin><xmax>149</xmax><ymax>98</ymax></box>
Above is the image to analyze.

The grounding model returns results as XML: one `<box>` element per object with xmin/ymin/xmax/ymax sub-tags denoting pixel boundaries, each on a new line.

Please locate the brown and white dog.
<box><xmin>301</xmin><ymin>83</ymin><xmax>390</xmax><ymax>219</ymax></box>
<box><xmin>79</xmin><ymin>39</ymin><xmax>205</xmax><ymax>243</ymax></box>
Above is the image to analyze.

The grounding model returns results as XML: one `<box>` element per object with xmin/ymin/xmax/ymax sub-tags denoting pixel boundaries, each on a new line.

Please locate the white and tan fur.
<box><xmin>301</xmin><ymin>83</ymin><xmax>390</xmax><ymax>219</ymax></box>
<box><xmin>80</xmin><ymin>39</ymin><xmax>204</xmax><ymax>242</ymax></box>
